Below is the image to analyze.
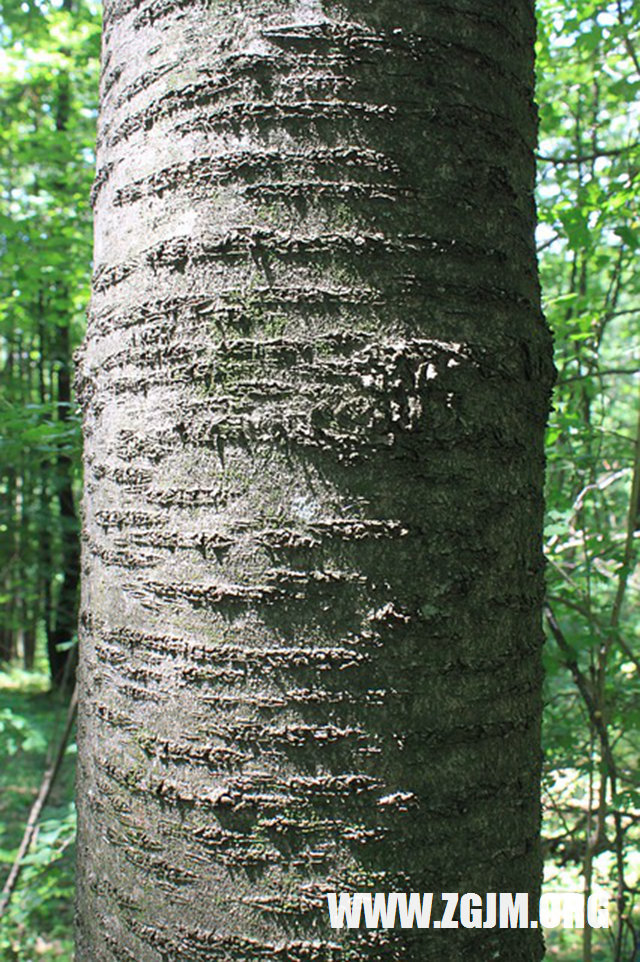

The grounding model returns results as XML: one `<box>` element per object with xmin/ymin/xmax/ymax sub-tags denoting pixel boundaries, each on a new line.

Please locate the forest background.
<box><xmin>0</xmin><ymin>0</ymin><xmax>638</xmax><ymax>959</ymax></box>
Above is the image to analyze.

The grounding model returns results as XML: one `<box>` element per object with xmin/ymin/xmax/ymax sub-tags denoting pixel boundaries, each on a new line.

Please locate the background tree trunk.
<box><xmin>48</xmin><ymin>14</ymin><xmax>82</xmax><ymax>687</ymax></box>
<box><xmin>76</xmin><ymin>1</ymin><xmax>554</xmax><ymax>959</ymax></box>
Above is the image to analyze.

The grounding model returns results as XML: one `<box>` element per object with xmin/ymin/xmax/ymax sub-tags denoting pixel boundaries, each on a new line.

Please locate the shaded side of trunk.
<box><xmin>76</xmin><ymin>1</ymin><xmax>554</xmax><ymax>960</ymax></box>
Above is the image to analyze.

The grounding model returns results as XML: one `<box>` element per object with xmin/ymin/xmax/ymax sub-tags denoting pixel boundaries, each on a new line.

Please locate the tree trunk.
<box><xmin>0</xmin><ymin>465</ymin><xmax>16</xmax><ymax>664</ymax></box>
<box><xmin>48</xmin><ymin>316</ymin><xmax>81</xmax><ymax>688</ymax></box>
<box><xmin>1</xmin><ymin>337</ymin><xmax>17</xmax><ymax>665</ymax></box>
<box><xmin>76</xmin><ymin>2</ymin><xmax>554</xmax><ymax>960</ymax></box>
<box><xmin>48</xmin><ymin>12</ymin><xmax>82</xmax><ymax>687</ymax></box>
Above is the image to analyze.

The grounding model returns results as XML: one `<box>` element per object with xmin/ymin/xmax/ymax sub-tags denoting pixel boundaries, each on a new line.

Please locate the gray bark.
<box><xmin>76</xmin><ymin>1</ymin><xmax>554</xmax><ymax>959</ymax></box>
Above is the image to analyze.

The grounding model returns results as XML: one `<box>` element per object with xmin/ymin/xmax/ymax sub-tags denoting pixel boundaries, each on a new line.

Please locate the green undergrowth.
<box><xmin>0</xmin><ymin>667</ymin><xmax>76</xmax><ymax>962</ymax></box>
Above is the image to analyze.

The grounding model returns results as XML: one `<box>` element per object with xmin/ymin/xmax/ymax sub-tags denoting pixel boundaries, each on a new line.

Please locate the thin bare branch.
<box><xmin>617</xmin><ymin>0</ymin><xmax>640</xmax><ymax>76</ymax></box>
<box><xmin>537</xmin><ymin>144</ymin><xmax>640</xmax><ymax>165</ymax></box>
<box><xmin>0</xmin><ymin>687</ymin><xmax>77</xmax><ymax>918</ymax></box>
